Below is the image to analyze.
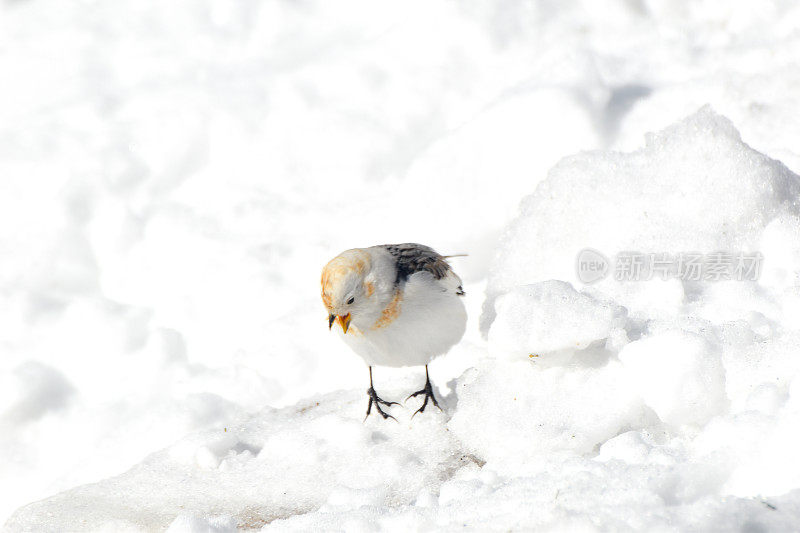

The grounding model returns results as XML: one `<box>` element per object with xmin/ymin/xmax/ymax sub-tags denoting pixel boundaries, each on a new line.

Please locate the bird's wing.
<box><xmin>376</xmin><ymin>243</ymin><xmax>465</xmax><ymax>295</ymax></box>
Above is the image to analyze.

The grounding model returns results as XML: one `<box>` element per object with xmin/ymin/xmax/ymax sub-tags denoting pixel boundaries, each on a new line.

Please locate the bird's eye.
<box><xmin>346</xmin><ymin>297</ymin><xmax>355</xmax><ymax>305</ymax></box>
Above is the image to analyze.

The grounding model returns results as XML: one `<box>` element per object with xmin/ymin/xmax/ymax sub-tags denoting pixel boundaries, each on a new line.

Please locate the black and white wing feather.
<box><xmin>377</xmin><ymin>243</ymin><xmax>465</xmax><ymax>295</ymax></box>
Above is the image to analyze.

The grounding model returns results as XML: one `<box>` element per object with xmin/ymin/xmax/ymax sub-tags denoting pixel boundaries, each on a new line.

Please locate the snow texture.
<box><xmin>4</xmin><ymin>0</ymin><xmax>800</xmax><ymax>531</ymax></box>
<box><xmin>488</xmin><ymin>280</ymin><xmax>625</xmax><ymax>359</ymax></box>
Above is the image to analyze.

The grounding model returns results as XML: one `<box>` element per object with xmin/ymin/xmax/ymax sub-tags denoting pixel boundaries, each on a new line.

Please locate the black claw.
<box><xmin>407</xmin><ymin>367</ymin><xmax>442</xmax><ymax>418</ymax></box>
<box><xmin>365</xmin><ymin>387</ymin><xmax>398</xmax><ymax>421</ymax></box>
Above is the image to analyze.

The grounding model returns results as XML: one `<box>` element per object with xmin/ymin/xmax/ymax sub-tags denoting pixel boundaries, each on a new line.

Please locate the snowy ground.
<box><xmin>3</xmin><ymin>0</ymin><xmax>800</xmax><ymax>531</ymax></box>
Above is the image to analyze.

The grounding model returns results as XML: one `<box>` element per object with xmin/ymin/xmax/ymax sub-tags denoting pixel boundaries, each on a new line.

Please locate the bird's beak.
<box><xmin>336</xmin><ymin>313</ymin><xmax>351</xmax><ymax>334</ymax></box>
<box><xmin>328</xmin><ymin>314</ymin><xmax>336</xmax><ymax>330</ymax></box>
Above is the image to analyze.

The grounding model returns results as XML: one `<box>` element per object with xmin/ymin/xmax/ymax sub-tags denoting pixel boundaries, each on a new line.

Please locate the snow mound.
<box><xmin>449</xmin><ymin>361</ymin><xmax>651</xmax><ymax>468</ymax></box>
<box><xmin>487</xmin><ymin>280</ymin><xmax>625</xmax><ymax>360</ymax></box>
<box><xmin>482</xmin><ymin>106</ymin><xmax>800</xmax><ymax>332</ymax></box>
<box><xmin>619</xmin><ymin>329</ymin><xmax>728</xmax><ymax>428</ymax></box>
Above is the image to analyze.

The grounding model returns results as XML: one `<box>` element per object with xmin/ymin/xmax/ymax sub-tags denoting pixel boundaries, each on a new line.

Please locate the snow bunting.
<box><xmin>322</xmin><ymin>243</ymin><xmax>467</xmax><ymax>420</ymax></box>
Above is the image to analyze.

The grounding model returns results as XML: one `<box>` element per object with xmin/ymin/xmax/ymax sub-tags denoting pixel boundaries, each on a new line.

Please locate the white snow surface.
<box><xmin>3</xmin><ymin>0</ymin><xmax>800</xmax><ymax>531</ymax></box>
<box><xmin>488</xmin><ymin>280</ymin><xmax>626</xmax><ymax>359</ymax></box>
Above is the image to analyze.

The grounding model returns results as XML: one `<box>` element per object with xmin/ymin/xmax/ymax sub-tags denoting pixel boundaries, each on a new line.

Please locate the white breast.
<box><xmin>338</xmin><ymin>271</ymin><xmax>467</xmax><ymax>367</ymax></box>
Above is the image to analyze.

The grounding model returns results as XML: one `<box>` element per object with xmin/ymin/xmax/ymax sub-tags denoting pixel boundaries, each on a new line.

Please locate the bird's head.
<box><xmin>321</xmin><ymin>249</ymin><xmax>376</xmax><ymax>334</ymax></box>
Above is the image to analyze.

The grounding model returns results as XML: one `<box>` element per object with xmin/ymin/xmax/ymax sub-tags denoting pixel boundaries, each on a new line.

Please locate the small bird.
<box><xmin>321</xmin><ymin>243</ymin><xmax>467</xmax><ymax>420</ymax></box>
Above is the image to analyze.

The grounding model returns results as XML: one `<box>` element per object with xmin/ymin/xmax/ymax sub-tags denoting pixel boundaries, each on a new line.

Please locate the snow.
<box><xmin>8</xmin><ymin>389</ymin><xmax>464</xmax><ymax>531</ymax></box>
<box><xmin>618</xmin><ymin>330</ymin><xmax>728</xmax><ymax>428</ymax></box>
<box><xmin>482</xmin><ymin>105</ymin><xmax>800</xmax><ymax>330</ymax></box>
<box><xmin>4</xmin><ymin>0</ymin><xmax>800</xmax><ymax>531</ymax></box>
<box><xmin>487</xmin><ymin>280</ymin><xmax>625</xmax><ymax>359</ymax></box>
<box><xmin>449</xmin><ymin>360</ymin><xmax>651</xmax><ymax>462</ymax></box>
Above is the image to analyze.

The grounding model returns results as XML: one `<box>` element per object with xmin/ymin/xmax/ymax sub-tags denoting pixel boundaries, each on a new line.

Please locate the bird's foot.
<box><xmin>406</xmin><ymin>380</ymin><xmax>441</xmax><ymax>418</ymax></box>
<box><xmin>365</xmin><ymin>387</ymin><xmax>399</xmax><ymax>421</ymax></box>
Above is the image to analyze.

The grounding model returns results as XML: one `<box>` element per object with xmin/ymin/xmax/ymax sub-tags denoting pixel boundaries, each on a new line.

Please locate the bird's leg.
<box><xmin>365</xmin><ymin>366</ymin><xmax>398</xmax><ymax>421</ymax></box>
<box><xmin>406</xmin><ymin>365</ymin><xmax>442</xmax><ymax>418</ymax></box>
